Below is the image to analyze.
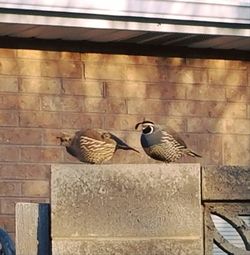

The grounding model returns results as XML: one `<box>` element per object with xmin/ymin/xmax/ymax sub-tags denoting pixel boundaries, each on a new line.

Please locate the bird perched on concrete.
<box><xmin>135</xmin><ymin>120</ymin><xmax>201</xmax><ymax>163</ymax></box>
<box><xmin>57</xmin><ymin>129</ymin><xmax>139</xmax><ymax>164</ymax></box>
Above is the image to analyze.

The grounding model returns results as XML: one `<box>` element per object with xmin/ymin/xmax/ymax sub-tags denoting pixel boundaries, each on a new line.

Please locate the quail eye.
<box><xmin>143</xmin><ymin>126</ymin><xmax>154</xmax><ymax>134</ymax></box>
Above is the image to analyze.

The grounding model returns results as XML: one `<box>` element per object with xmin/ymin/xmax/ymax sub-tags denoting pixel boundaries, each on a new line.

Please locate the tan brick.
<box><xmin>58</xmin><ymin>52</ymin><xmax>81</xmax><ymax>60</ymax></box>
<box><xmin>84</xmin><ymin>98</ymin><xmax>126</xmax><ymax>114</ymax></box>
<box><xmin>206</xmin><ymin>134</ymin><xmax>222</xmax><ymax>164</ymax></box>
<box><xmin>17</xmin><ymin>49</ymin><xmax>80</xmax><ymax>60</ymax></box>
<box><xmin>224</xmin><ymin>119</ymin><xmax>250</xmax><ymax>135</ymax></box>
<box><xmin>105</xmin><ymin>82</ymin><xmax>185</xmax><ymax>99</ymax></box>
<box><xmin>19</xmin><ymin>111</ymin><xmax>62</xmax><ymax>128</ymax></box>
<box><xmin>62</xmin><ymin>113</ymin><xmax>104</xmax><ymax>129</ymax></box>
<box><xmin>0</xmin><ymin>77</ymin><xmax>18</xmax><ymax>92</ymax></box>
<box><xmin>42</xmin><ymin>129</ymin><xmax>62</xmax><ymax>145</ymax></box>
<box><xmin>105</xmin><ymin>82</ymin><xmax>145</xmax><ymax>98</ymax></box>
<box><xmin>208</xmin><ymin>69</ymin><xmax>247</xmax><ymax>86</ymax></box>
<box><xmin>21</xmin><ymin>180</ymin><xmax>49</xmax><ymax>197</ymax></box>
<box><xmin>167</xmin><ymin>101</ymin><xmax>198</xmax><ymax>116</ymax></box>
<box><xmin>18</xmin><ymin>59</ymin><xmax>41</xmax><ymax>76</ymax></box>
<box><xmin>105</xmin><ymin>115</ymin><xmax>186</xmax><ymax>133</ymax></box>
<box><xmin>127</xmin><ymin>99</ymin><xmax>167</xmax><ymax>114</ymax></box>
<box><xmin>0</xmin><ymin>181</ymin><xmax>21</xmax><ymax>196</ymax></box>
<box><xmin>18</xmin><ymin>59</ymin><xmax>82</xmax><ymax>78</ymax></box>
<box><xmin>20</xmin><ymin>78</ymin><xmax>61</xmax><ymax>94</ymax></box>
<box><xmin>40</xmin><ymin>60</ymin><xmax>82</xmax><ymax>78</ymax></box>
<box><xmin>164</xmin><ymin>118</ymin><xmax>187</xmax><ymax>132</ymax></box>
<box><xmin>209</xmin><ymin>102</ymin><xmax>246</xmax><ymax>118</ymax></box>
<box><xmin>187</xmin><ymin>85</ymin><xmax>225</xmax><ymax>101</ymax></box>
<box><xmin>82</xmin><ymin>53</ymin><xmax>152</xmax><ymax>65</ymax></box>
<box><xmin>82</xmin><ymin>53</ymin><xmax>185</xmax><ymax>66</ymax></box>
<box><xmin>0</xmin><ymin>199</ymin><xmax>15</xmax><ymax>214</ymax></box>
<box><xmin>62</xmin><ymin>80</ymin><xmax>103</xmax><ymax>96</ymax></box>
<box><xmin>0</xmin><ymin>164</ymin><xmax>50</xmax><ymax>180</ymax></box>
<box><xmin>0</xmin><ymin>59</ymin><xmax>19</xmax><ymax>75</ymax></box>
<box><xmin>0</xmin><ymin>216</ymin><xmax>15</xmax><ymax>232</ymax></box>
<box><xmin>104</xmin><ymin>115</ymin><xmax>144</xmax><ymax>131</ymax></box>
<box><xmin>20</xmin><ymin>147</ymin><xmax>63</xmax><ymax>162</ymax></box>
<box><xmin>248</xmin><ymin>104</ymin><xmax>250</xmax><ymax>118</ymax></box>
<box><xmin>0</xmin><ymin>49</ymin><xmax>16</xmax><ymax>58</ymax></box>
<box><xmin>85</xmin><ymin>63</ymin><xmax>125</xmax><ymax>80</ymax></box>
<box><xmin>146</xmin><ymin>83</ymin><xmax>186</xmax><ymax>99</ymax></box>
<box><xmin>0</xmin><ymin>94</ymin><xmax>18</xmax><ymax>109</ymax></box>
<box><xmin>167</xmin><ymin>67</ymin><xmax>207</xmax><ymax>84</ymax></box>
<box><xmin>62</xmin><ymin>96</ymin><xmax>84</xmax><ymax>112</ymax></box>
<box><xmin>41</xmin><ymin>95</ymin><xmax>83</xmax><ymax>112</ymax></box>
<box><xmin>0</xmin><ymin>197</ymin><xmax>49</xmax><ymax>214</ymax></box>
<box><xmin>17</xmin><ymin>49</ymin><xmax>58</xmax><ymax>59</ymax></box>
<box><xmin>226</xmin><ymin>86</ymin><xmax>250</xmax><ymax>102</ymax></box>
<box><xmin>81</xmin><ymin>53</ymin><xmax>139</xmax><ymax>64</ymax></box>
<box><xmin>40</xmin><ymin>95</ymin><xmax>61</xmax><ymax>111</ymax></box>
<box><xmin>223</xmin><ymin>135</ymin><xmax>250</xmax><ymax>165</ymax></box>
<box><xmin>0</xmin><ymin>146</ymin><xmax>19</xmax><ymax>161</ymax></box>
<box><xmin>0</xmin><ymin>128</ymin><xmax>42</xmax><ymax>145</ymax></box>
<box><xmin>125</xmin><ymin>65</ymin><xmax>162</xmax><ymax>82</ymax></box>
<box><xmin>178</xmin><ymin>133</ymin><xmax>222</xmax><ymax>165</ymax></box>
<box><xmin>154</xmin><ymin>57</ymin><xmax>186</xmax><ymax>66</ymax></box>
<box><xmin>125</xmin><ymin>65</ymin><xmax>207</xmax><ymax>83</ymax></box>
<box><xmin>182</xmin><ymin>101</ymin><xmax>246</xmax><ymax>118</ymax></box>
<box><xmin>0</xmin><ymin>110</ymin><xmax>18</xmax><ymax>126</ymax></box>
<box><xmin>187</xmin><ymin>58</ymin><xmax>247</xmax><ymax>69</ymax></box>
<box><xmin>166</xmin><ymin>101</ymin><xmax>246</xmax><ymax>118</ymax></box>
<box><xmin>197</xmin><ymin>134</ymin><xmax>222</xmax><ymax>165</ymax></box>
<box><xmin>187</xmin><ymin>118</ymin><xmax>225</xmax><ymax>133</ymax></box>
<box><xmin>18</xmin><ymin>94</ymin><xmax>41</xmax><ymax>110</ymax></box>
<box><xmin>82</xmin><ymin>53</ymin><xmax>130</xmax><ymax>64</ymax></box>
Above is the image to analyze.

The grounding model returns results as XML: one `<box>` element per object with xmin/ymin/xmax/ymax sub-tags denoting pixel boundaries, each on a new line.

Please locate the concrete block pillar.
<box><xmin>51</xmin><ymin>164</ymin><xmax>202</xmax><ymax>255</ymax></box>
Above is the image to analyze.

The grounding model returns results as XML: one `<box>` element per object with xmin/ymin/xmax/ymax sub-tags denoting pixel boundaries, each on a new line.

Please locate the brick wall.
<box><xmin>0</xmin><ymin>48</ymin><xmax>249</xmax><ymax>239</ymax></box>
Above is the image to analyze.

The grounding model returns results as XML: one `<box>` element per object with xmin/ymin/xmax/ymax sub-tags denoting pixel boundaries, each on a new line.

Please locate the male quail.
<box><xmin>135</xmin><ymin>120</ymin><xmax>201</xmax><ymax>163</ymax></box>
<box><xmin>57</xmin><ymin>129</ymin><xmax>139</xmax><ymax>164</ymax></box>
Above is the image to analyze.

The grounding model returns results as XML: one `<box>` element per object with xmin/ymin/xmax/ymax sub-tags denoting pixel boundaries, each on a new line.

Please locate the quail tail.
<box><xmin>110</xmin><ymin>134</ymin><xmax>140</xmax><ymax>153</ymax></box>
<box><xmin>186</xmin><ymin>149</ymin><xmax>202</xmax><ymax>158</ymax></box>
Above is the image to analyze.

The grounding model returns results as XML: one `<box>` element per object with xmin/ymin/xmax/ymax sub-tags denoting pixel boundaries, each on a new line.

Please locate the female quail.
<box><xmin>135</xmin><ymin>120</ymin><xmax>201</xmax><ymax>163</ymax></box>
<box><xmin>58</xmin><ymin>129</ymin><xmax>139</xmax><ymax>164</ymax></box>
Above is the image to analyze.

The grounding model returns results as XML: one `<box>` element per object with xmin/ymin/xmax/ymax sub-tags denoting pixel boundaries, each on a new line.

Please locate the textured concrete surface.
<box><xmin>202</xmin><ymin>165</ymin><xmax>250</xmax><ymax>200</ymax></box>
<box><xmin>52</xmin><ymin>239</ymin><xmax>202</xmax><ymax>255</ymax></box>
<box><xmin>51</xmin><ymin>164</ymin><xmax>202</xmax><ymax>254</ymax></box>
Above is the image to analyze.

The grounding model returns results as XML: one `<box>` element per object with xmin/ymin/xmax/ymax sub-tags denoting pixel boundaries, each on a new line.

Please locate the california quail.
<box><xmin>135</xmin><ymin>120</ymin><xmax>201</xmax><ymax>163</ymax></box>
<box><xmin>57</xmin><ymin>129</ymin><xmax>139</xmax><ymax>164</ymax></box>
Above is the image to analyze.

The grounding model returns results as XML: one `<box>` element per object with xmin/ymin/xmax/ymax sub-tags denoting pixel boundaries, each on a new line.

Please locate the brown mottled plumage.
<box><xmin>57</xmin><ymin>129</ymin><xmax>139</xmax><ymax>164</ymax></box>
